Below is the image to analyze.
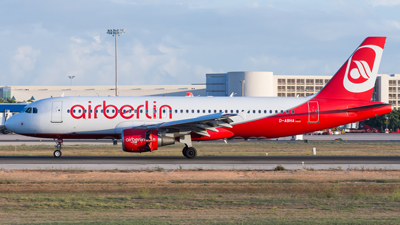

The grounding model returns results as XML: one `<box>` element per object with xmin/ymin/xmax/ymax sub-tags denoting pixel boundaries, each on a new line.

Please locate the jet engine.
<box><xmin>121</xmin><ymin>129</ymin><xmax>175</xmax><ymax>152</ymax></box>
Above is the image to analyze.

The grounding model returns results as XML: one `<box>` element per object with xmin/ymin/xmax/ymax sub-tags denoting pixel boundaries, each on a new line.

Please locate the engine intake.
<box><xmin>122</xmin><ymin>129</ymin><xmax>175</xmax><ymax>152</ymax></box>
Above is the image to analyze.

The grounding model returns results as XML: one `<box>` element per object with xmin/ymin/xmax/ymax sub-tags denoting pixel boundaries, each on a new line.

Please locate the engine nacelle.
<box><xmin>122</xmin><ymin>129</ymin><xmax>175</xmax><ymax>152</ymax></box>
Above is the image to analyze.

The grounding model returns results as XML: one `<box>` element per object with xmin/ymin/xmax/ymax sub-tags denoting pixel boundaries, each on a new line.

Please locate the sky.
<box><xmin>1</xmin><ymin>0</ymin><xmax>400</xmax><ymax>86</ymax></box>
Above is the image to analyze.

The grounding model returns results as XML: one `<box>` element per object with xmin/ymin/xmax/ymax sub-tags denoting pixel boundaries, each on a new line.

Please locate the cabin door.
<box><xmin>51</xmin><ymin>101</ymin><xmax>63</xmax><ymax>123</ymax></box>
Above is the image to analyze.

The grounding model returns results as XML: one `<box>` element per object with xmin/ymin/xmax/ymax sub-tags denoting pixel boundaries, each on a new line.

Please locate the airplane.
<box><xmin>5</xmin><ymin>37</ymin><xmax>391</xmax><ymax>159</ymax></box>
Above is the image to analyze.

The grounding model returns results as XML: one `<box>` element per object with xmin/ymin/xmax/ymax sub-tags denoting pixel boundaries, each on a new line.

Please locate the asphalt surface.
<box><xmin>0</xmin><ymin>156</ymin><xmax>399</xmax><ymax>164</ymax></box>
<box><xmin>2</xmin><ymin>133</ymin><xmax>400</xmax><ymax>146</ymax></box>
<box><xmin>1</xmin><ymin>133</ymin><xmax>400</xmax><ymax>170</ymax></box>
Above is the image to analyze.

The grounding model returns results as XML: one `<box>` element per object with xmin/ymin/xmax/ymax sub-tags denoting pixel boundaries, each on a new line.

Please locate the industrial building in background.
<box><xmin>206</xmin><ymin>72</ymin><xmax>399</xmax><ymax>110</ymax></box>
<box><xmin>0</xmin><ymin>72</ymin><xmax>399</xmax><ymax>108</ymax></box>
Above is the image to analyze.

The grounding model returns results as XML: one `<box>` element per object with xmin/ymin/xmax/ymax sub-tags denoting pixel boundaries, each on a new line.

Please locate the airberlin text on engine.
<box><xmin>70</xmin><ymin>101</ymin><xmax>172</xmax><ymax>120</ymax></box>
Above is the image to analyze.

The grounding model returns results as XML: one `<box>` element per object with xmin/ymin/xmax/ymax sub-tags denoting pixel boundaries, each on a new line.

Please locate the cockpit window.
<box><xmin>33</xmin><ymin>108</ymin><xmax>38</xmax><ymax>114</ymax></box>
<box><xmin>25</xmin><ymin>107</ymin><xmax>32</xmax><ymax>113</ymax></box>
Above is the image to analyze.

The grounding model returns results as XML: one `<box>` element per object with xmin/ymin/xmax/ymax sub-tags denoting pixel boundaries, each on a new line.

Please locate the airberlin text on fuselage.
<box><xmin>70</xmin><ymin>101</ymin><xmax>172</xmax><ymax>120</ymax></box>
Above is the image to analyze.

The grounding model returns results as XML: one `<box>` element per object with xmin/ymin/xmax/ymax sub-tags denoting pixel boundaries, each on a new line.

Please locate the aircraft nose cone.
<box><xmin>5</xmin><ymin>116</ymin><xmax>16</xmax><ymax>132</ymax></box>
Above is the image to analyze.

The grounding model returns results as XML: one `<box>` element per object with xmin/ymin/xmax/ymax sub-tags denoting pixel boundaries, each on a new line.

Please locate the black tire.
<box><xmin>53</xmin><ymin>150</ymin><xmax>62</xmax><ymax>158</ymax></box>
<box><xmin>182</xmin><ymin>146</ymin><xmax>188</xmax><ymax>156</ymax></box>
<box><xmin>184</xmin><ymin>147</ymin><xmax>197</xmax><ymax>159</ymax></box>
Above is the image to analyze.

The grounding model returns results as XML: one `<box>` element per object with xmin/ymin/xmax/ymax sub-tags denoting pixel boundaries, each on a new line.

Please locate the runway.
<box><xmin>1</xmin><ymin>133</ymin><xmax>400</xmax><ymax>170</ymax></box>
<box><xmin>2</xmin><ymin>133</ymin><xmax>400</xmax><ymax>146</ymax></box>
<box><xmin>1</xmin><ymin>156</ymin><xmax>399</xmax><ymax>170</ymax></box>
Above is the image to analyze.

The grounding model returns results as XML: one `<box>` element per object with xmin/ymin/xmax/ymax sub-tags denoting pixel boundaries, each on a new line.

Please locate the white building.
<box><xmin>206</xmin><ymin>72</ymin><xmax>400</xmax><ymax>110</ymax></box>
<box><xmin>0</xmin><ymin>84</ymin><xmax>206</xmax><ymax>102</ymax></box>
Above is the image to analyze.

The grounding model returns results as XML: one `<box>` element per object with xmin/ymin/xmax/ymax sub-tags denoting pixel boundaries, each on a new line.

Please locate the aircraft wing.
<box><xmin>145</xmin><ymin>113</ymin><xmax>236</xmax><ymax>137</ymax></box>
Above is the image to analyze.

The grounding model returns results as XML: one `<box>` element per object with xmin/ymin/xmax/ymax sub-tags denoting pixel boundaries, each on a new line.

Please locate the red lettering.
<box><xmin>153</xmin><ymin>101</ymin><xmax>157</xmax><ymax>119</ymax></box>
<box><xmin>88</xmin><ymin>102</ymin><xmax>92</xmax><ymax>119</ymax></box>
<box><xmin>103</xmin><ymin>101</ymin><xmax>118</xmax><ymax>119</ymax></box>
<box><xmin>137</xmin><ymin>105</ymin><xmax>144</xmax><ymax>119</ymax></box>
<box><xmin>145</xmin><ymin>101</ymin><xmax>152</xmax><ymax>119</ymax></box>
<box><xmin>120</xmin><ymin>105</ymin><xmax>134</xmax><ymax>119</ymax></box>
<box><xmin>69</xmin><ymin>101</ymin><xmax>172</xmax><ymax>120</ymax></box>
<box><xmin>94</xmin><ymin>105</ymin><xmax>101</xmax><ymax>119</ymax></box>
<box><xmin>71</xmin><ymin>105</ymin><xmax>86</xmax><ymax>119</ymax></box>
<box><xmin>159</xmin><ymin>105</ymin><xmax>172</xmax><ymax>119</ymax></box>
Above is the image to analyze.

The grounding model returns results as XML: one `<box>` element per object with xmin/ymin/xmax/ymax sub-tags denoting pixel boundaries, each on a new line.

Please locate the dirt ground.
<box><xmin>1</xmin><ymin>170</ymin><xmax>400</xmax><ymax>224</ymax></box>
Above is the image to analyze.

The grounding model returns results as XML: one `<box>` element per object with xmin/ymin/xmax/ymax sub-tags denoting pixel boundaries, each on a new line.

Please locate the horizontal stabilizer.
<box><xmin>341</xmin><ymin>103</ymin><xmax>391</xmax><ymax>112</ymax></box>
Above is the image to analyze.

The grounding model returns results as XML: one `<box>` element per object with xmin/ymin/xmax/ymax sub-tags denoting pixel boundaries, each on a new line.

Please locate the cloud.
<box><xmin>369</xmin><ymin>0</ymin><xmax>400</xmax><ymax>6</ymax></box>
<box><xmin>1</xmin><ymin>0</ymin><xmax>400</xmax><ymax>86</ymax></box>
<box><xmin>11</xmin><ymin>45</ymin><xmax>41</xmax><ymax>80</ymax></box>
<box><xmin>246</xmin><ymin>2</ymin><xmax>259</xmax><ymax>8</ymax></box>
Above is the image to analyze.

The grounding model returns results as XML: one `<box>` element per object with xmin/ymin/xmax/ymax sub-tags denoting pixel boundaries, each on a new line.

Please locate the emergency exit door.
<box><xmin>308</xmin><ymin>101</ymin><xmax>319</xmax><ymax>123</ymax></box>
<box><xmin>51</xmin><ymin>101</ymin><xmax>63</xmax><ymax>123</ymax></box>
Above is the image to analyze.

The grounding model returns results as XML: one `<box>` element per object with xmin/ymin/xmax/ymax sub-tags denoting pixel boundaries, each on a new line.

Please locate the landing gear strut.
<box><xmin>53</xmin><ymin>138</ymin><xmax>63</xmax><ymax>158</ymax></box>
<box><xmin>180</xmin><ymin>134</ymin><xmax>197</xmax><ymax>159</ymax></box>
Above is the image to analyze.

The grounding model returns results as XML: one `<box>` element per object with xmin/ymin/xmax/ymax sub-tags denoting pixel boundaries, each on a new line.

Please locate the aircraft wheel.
<box><xmin>53</xmin><ymin>150</ymin><xmax>62</xmax><ymax>158</ymax></box>
<box><xmin>184</xmin><ymin>147</ymin><xmax>197</xmax><ymax>159</ymax></box>
<box><xmin>182</xmin><ymin>146</ymin><xmax>188</xmax><ymax>156</ymax></box>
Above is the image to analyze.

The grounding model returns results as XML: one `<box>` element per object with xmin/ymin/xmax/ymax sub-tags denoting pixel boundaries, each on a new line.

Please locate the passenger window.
<box><xmin>67</xmin><ymin>109</ymin><xmax>70</xmax><ymax>113</ymax></box>
<box><xmin>180</xmin><ymin>109</ymin><xmax>183</xmax><ymax>113</ymax></box>
<box><xmin>192</xmin><ymin>110</ymin><xmax>194</xmax><ymax>113</ymax></box>
<box><xmin>219</xmin><ymin>110</ymin><xmax>222</xmax><ymax>113</ymax></box>
<box><xmin>292</xmin><ymin>110</ymin><xmax>295</xmax><ymax>114</ymax></box>
<box><xmin>275</xmin><ymin>110</ymin><xmax>278</xmax><ymax>113</ymax></box>
<box><xmin>270</xmin><ymin>110</ymin><xmax>272</xmax><ymax>114</ymax></box>
<box><xmin>264</xmin><ymin>110</ymin><xmax>266</xmax><ymax>113</ymax></box>
<box><xmin>84</xmin><ymin>110</ymin><xmax>87</xmax><ymax>113</ymax></box>
<box><xmin>140</xmin><ymin>109</ymin><xmax>143</xmax><ymax>113</ymax></box>
<box><xmin>78</xmin><ymin>109</ymin><xmax>82</xmax><ymax>113</ymax></box>
<box><xmin>197</xmin><ymin>110</ymin><xmax>200</xmax><ymax>113</ymax></box>
<box><xmin>203</xmin><ymin>110</ymin><xmax>205</xmax><ymax>113</ymax></box>
<box><xmin>33</xmin><ymin>108</ymin><xmax>38</xmax><ymax>114</ymax></box>
<box><xmin>186</xmin><ymin>110</ymin><xmax>189</xmax><ymax>113</ymax></box>
<box><xmin>253</xmin><ymin>110</ymin><xmax>256</xmax><ymax>113</ymax></box>
<box><xmin>73</xmin><ymin>110</ymin><xmax>76</xmax><ymax>113</ymax></box>
<box><xmin>175</xmin><ymin>110</ymin><xmax>178</xmax><ymax>113</ymax></box>
<box><xmin>281</xmin><ymin>110</ymin><xmax>284</xmax><ymax>113</ymax></box>
<box><xmin>236</xmin><ymin>110</ymin><xmax>239</xmax><ymax>113</ymax></box>
<box><xmin>106</xmin><ymin>110</ymin><xmax>109</xmax><ymax>113</ymax></box>
<box><xmin>214</xmin><ymin>110</ymin><xmax>217</xmax><ymax>113</ymax></box>
<box><xmin>286</xmin><ymin>110</ymin><xmax>289</xmax><ymax>114</ymax></box>
<box><xmin>208</xmin><ymin>110</ymin><xmax>211</xmax><ymax>113</ymax></box>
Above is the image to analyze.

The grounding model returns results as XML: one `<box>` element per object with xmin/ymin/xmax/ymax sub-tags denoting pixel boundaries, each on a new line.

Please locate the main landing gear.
<box><xmin>53</xmin><ymin>138</ymin><xmax>63</xmax><ymax>158</ymax></box>
<box><xmin>180</xmin><ymin>134</ymin><xmax>197</xmax><ymax>159</ymax></box>
<box><xmin>182</xmin><ymin>145</ymin><xmax>197</xmax><ymax>159</ymax></box>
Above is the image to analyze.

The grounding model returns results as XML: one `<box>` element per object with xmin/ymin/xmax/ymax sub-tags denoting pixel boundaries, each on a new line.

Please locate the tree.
<box><xmin>361</xmin><ymin>109</ymin><xmax>400</xmax><ymax>131</ymax></box>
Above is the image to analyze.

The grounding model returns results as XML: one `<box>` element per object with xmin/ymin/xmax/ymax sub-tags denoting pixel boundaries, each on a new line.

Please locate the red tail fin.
<box><xmin>315</xmin><ymin>37</ymin><xmax>386</xmax><ymax>101</ymax></box>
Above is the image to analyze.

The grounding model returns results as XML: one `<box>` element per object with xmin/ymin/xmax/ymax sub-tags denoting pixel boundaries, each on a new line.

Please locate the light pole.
<box><xmin>68</xmin><ymin>76</ymin><xmax>75</xmax><ymax>86</ymax></box>
<box><xmin>107</xmin><ymin>28</ymin><xmax>125</xmax><ymax>97</ymax></box>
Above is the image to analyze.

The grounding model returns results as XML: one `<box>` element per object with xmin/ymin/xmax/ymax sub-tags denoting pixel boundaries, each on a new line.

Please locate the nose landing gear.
<box><xmin>53</xmin><ymin>138</ymin><xmax>63</xmax><ymax>158</ymax></box>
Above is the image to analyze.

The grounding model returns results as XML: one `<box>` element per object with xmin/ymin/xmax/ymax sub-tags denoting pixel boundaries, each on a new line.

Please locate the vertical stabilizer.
<box><xmin>315</xmin><ymin>37</ymin><xmax>386</xmax><ymax>101</ymax></box>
